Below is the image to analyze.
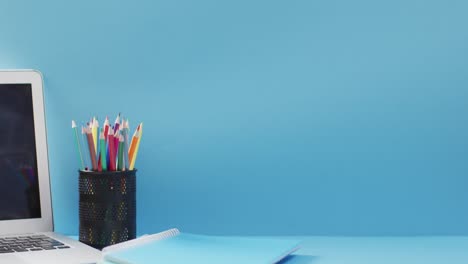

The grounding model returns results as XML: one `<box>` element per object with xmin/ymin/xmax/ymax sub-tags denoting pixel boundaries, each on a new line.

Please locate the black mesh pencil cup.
<box><xmin>79</xmin><ymin>170</ymin><xmax>136</xmax><ymax>250</ymax></box>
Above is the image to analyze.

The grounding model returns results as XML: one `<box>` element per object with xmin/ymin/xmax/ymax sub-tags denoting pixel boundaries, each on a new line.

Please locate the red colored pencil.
<box><xmin>97</xmin><ymin>153</ymin><xmax>102</xmax><ymax>172</ymax></box>
<box><xmin>103</xmin><ymin>116</ymin><xmax>110</xmax><ymax>143</ymax></box>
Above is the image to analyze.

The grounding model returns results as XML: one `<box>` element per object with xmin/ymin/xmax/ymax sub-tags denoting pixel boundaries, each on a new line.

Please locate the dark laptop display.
<box><xmin>0</xmin><ymin>84</ymin><xmax>41</xmax><ymax>220</ymax></box>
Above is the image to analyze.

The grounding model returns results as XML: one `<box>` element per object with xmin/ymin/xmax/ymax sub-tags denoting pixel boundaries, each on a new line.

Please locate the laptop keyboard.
<box><xmin>0</xmin><ymin>234</ymin><xmax>70</xmax><ymax>254</ymax></box>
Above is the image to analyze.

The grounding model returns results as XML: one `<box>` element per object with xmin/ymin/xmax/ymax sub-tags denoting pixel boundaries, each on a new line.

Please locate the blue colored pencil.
<box><xmin>123</xmin><ymin>119</ymin><xmax>130</xmax><ymax>170</ymax></box>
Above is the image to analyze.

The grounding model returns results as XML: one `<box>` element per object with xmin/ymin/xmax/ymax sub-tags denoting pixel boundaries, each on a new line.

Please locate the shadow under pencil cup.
<box><xmin>78</xmin><ymin>169</ymin><xmax>137</xmax><ymax>250</ymax></box>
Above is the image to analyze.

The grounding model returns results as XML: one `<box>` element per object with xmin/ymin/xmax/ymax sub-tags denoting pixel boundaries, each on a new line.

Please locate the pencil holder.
<box><xmin>78</xmin><ymin>170</ymin><xmax>137</xmax><ymax>250</ymax></box>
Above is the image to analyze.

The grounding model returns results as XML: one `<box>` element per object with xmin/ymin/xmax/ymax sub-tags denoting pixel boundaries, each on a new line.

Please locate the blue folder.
<box><xmin>103</xmin><ymin>229</ymin><xmax>301</xmax><ymax>264</ymax></box>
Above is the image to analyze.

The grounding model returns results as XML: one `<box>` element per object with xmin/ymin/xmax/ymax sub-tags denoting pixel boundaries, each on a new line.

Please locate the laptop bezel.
<box><xmin>0</xmin><ymin>70</ymin><xmax>53</xmax><ymax>235</ymax></box>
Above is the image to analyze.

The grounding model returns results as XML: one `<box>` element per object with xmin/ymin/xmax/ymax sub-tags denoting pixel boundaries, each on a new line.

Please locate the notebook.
<box><xmin>102</xmin><ymin>228</ymin><xmax>301</xmax><ymax>264</ymax></box>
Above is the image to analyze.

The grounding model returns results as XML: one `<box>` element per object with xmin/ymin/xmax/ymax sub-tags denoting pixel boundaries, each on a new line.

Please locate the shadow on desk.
<box><xmin>279</xmin><ymin>255</ymin><xmax>318</xmax><ymax>264</ymax></box>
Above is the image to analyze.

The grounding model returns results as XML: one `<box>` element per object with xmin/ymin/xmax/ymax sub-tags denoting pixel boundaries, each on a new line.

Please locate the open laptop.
<box><xmin>0</xmin><ymin>70</ymin><xmax>101</xmax><ymax>263</ymax></box>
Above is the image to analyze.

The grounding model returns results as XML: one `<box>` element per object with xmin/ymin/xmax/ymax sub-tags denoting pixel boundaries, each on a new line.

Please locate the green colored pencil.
<box><xmin>72</xmin><ymin>120</ymin><xmax>85</xmax><ymax>170</ymax></box>
<box><xmin>100</xmin><ymin>131</ymin><xmax>107</xmax><ymax>171</ymax></box>
<box><xmin>117</xmin><ymin>135</ymin><xmax>124</xmax><ymax>171</ymax></box>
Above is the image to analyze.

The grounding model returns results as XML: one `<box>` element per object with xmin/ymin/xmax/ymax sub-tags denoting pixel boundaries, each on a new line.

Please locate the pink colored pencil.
<box><xmin>108</xmin><ymin>128</ymin><xmax>116</xmax><ymax>171</ymax></box>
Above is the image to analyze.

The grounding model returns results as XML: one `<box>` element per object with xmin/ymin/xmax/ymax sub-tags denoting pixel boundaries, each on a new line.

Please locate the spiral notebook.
<box><xmin>102</xmin><ymin>228</ymin><xmax>301</xmax><ymax>264</ymax></box>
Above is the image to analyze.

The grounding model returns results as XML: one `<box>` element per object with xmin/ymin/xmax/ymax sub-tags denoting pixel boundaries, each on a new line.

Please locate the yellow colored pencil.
<box><xmin>92</xmin><ymin>117</ymin><xmax>99</xmax><ymax>154</ymax></box>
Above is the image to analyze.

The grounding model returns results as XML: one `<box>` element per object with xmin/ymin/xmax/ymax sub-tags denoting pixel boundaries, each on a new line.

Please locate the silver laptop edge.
<box><xmin>0</xmin><ymin>70</ymin><xmax>101</xmax><ymax>264</ymax></box>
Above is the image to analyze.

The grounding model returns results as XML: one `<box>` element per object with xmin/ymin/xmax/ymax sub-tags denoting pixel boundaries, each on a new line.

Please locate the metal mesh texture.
<box><xmin>78</xmin><ymin>170</ymin><xmax>136</xmax><ymax>250</ymax></box>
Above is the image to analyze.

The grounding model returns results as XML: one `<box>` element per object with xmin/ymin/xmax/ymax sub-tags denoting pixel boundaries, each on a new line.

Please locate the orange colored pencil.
<box><xmin>128</xmin><ymin>124</ymin><xmax>140</xmax><ymax>167</ymax></box>
<box><xmin>129</xmin><ymin>124</ymin><xmax>142</xmax><ymax>170</ymax></box>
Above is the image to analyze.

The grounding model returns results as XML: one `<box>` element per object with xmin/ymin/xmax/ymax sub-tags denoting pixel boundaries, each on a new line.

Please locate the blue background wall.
<box><xmin>1</xmin><ymin>0</ymin><xmax>468</xmax><ymax>236</ymax></box>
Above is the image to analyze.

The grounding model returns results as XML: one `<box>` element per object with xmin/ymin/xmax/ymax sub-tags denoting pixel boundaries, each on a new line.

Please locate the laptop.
<box><xmin>0</xmin><ymin>70</ymin><xmax>101</xmax><ymax>263</ymax></box>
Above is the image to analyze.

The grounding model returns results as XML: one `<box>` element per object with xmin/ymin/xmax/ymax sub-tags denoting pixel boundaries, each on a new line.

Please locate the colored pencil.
<box><xmin>113</xmin><ymin>114</ymin><xmax>121</xmax><ymax>133</ymax></box>
<box><xmin>129</xmin><ymin>123</ymin><xmax>142</xmax><ymax>170</ymax></box>
<box><xmin>103</xmin><ymin>116</ymin><xmax>110</xmax><ymax>142</ymax></box>
<box><xmin>108</xmin><ymin>128</ymin><xmax>116</xmax><ymax>171</ymax></box>
<box><xmin>81</xmin><ymin>126</ymin><xmax>90</xmax><ymax>170</ymax></box>
<box><xmin>97</xmin><ymin>154</ymin><xmax>102</xmax><ymax>172</ymax></box>
<box><xmin>72</xmin><ymin>120</ymin><xmax>85</xmax><ymax>170</ymax></box>
<box><xmin>117</xmin><ymin>135</ymin><xmax>124</xmax><ymax>171</ymax></box>
<box><xmin>96</xmin><ymin>128</ymin><xmax>101</xmax><ymax>171</ymax></box>
<box><xmin>113</xmin><ymin>114</ymin><xmax>121</xmax><ymax>157</ymax></box>
<box><xmin>92</xmin><ymin>117</ymin><xmax>98</xmax><ymax>154</ymax></box>
<box><xmin>128</xmin><ymin>124</ymin><xmax>140</xmax><ymax>167</ymax></box>
<box><xmin>100</xmin><ymin>131</ymin><xmax>107</xmax><ymax>171</ymax></box>
<box><xmin>103</xmin><ymin>117</ymin><xmax>110</xmax><ymax>169</ymax></box>
<box><xmin>123</xmin><ymin>119</ymin><xmax>130</xmax><ymax>170</ymax></box>
<box><xmin>114</xmin><ymin>128</ymin><xmax>121</xmax><ymax>162</ymax></box>
<box><xmin>86</xmin><ymin>127</ymin><xmax>98</xmax><ymax>171</ymax></box>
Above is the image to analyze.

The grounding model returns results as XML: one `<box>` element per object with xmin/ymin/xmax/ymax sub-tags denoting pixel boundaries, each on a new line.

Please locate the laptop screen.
<box><xmin>0</xmin><ymin>83</ymin><xmax>41</xmax><ymax>220</ymax></box>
